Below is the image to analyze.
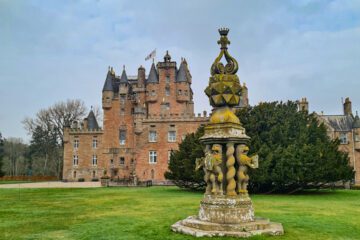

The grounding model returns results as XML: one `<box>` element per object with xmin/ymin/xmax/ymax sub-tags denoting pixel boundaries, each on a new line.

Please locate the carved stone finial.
<box><xmin>205</xmin><ymin>28</ymin><xmax>241</xmax><ymax>112</ymax></box>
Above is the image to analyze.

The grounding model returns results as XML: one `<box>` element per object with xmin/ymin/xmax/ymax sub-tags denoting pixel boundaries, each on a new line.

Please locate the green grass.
<box><xmin>0</xmin><ymin>187</ymin><xmax>359</xmax><ymax>240</ymax></box>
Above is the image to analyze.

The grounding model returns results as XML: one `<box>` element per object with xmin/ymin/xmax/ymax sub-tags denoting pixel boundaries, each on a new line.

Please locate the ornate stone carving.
<box><xmin>172</xmin><ymin>28</ymin><xmax>283</xmax><ymax>238</ymax></box>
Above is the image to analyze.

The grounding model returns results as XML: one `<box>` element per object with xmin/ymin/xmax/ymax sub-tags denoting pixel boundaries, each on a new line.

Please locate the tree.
<box><xmin>23</xmin><ymin>99</ymin><xmax>87</xmax><ymax>178</ymax></box>
<box><xmin>23</xmin><ymin>99</ymin><xmax>87</xmax><ymax>146</ymax></box>
<box><xmin>165</xmin><ymin>101</ymin><xmax>354</xmax><ymax>193</ymax></box>
<box><xmin>2</xmin><ymin>138</ymin><xmax>28</xmax><ymax>176</ymax></box>
<box><xmin>165</xmin><ymin>127</ymin><xmax>205</xmax><ymax>190</ymax></box>
<box><xmin>237</xmin><ymin>101</ymin><xmax>353</xmax><ymax>193</ymax></box>
<box><xmin>0</xmin><ymin>132</ymin><xmax>4</xmax><ymax>177</ymax></box>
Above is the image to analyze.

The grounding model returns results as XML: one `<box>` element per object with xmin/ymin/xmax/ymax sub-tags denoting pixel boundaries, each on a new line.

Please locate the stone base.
<box><xmin>172</xmin><ymin>216</ymin><xmax>284</xmax><ymax>238</ymax></box>
<box><xmin>199</xmin><ymin>195</ymin><xmax>254</xmax><ymax>224</ymax></box>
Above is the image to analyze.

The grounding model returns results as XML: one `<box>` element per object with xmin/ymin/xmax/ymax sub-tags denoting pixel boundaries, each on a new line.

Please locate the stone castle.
<box><xmin>299</xmin><ymin>97</ymin><xmax>360</xmax><ymax>185</ymax></box>
<box><xmin>62</xmin><ymin>51</ymin><xmax>248</xmax><ymax>183</ymax></box>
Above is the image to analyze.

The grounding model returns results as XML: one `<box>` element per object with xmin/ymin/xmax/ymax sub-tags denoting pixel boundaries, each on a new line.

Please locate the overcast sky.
<box><xmin>1</xmin><ymin>0</ymin><xmax>360</xmax><ymax>141</ymax></box>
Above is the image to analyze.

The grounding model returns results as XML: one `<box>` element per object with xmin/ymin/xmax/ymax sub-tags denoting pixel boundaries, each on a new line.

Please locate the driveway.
<box><xmin>0</xmin><ymin>181</ymin><xmax>101</xmax><ymax>189</ymax></box>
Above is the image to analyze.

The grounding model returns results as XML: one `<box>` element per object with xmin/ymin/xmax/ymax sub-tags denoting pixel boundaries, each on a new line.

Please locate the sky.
<box><xmin>0</xmin><ymin>0</ymin><xmax>360</xmax><ymax>141</ymax></box>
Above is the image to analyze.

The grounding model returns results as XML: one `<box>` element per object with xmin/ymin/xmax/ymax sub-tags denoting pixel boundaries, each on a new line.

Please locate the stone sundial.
<box><xmin>171</xmin><ymin>28</ymin><xmax>284</xmax><ymax>237</ymax></box>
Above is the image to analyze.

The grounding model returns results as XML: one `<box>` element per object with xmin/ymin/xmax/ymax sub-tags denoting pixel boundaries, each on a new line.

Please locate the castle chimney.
<box><xmin>138</xmin><ymin>65</ymin><xmax>145</xmax><ymax>87</ymax></box>
<box><xmin>203</xmin><ymin>111</ymin><xmax>207</xmax><ymax>117</ymax></box>
<box><xmin>343</xmin><ymin>97</ymin><xmax>352</xmax><ymax>116</ymax></box>
<box><xmin>298</xmin><ymin>97</ymin><xmax>309</xmax><ymax>112</ymax></box>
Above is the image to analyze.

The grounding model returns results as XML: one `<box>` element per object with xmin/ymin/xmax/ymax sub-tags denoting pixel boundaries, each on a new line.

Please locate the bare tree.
<box><xmin>3</xmin><ymin>138</ymin><xmax>28</xmax><ymax>176</ymax></box>
<box><xmin>23</xmin><ymin>99</ymin><xmax>87</xmax><ymax>178</ymax></box>
<box><xmin>23</xmin><ymin>99</ymin><xmax>87</xmax><ymax>146</ymax></box>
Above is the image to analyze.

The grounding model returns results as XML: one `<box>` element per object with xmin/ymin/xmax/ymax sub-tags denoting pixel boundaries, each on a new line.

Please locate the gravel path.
<box><xmin>0</xmin><ymin>181</ymin><xmax>101</xmax><ymax>189</ymax></box>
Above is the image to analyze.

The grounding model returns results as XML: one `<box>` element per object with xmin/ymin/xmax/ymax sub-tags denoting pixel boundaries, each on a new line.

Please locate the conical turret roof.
<box><xmin>86</xmin><ymin>110</ymin><xmax>99</xmax><ymax>130</ymax></box>
<box><xmin>176</xmin><ymin>60</ymin><xmax>188</xmax><ymax>82</ymax></box>
<box><xmin>119</xmin><ymin>67</ymin><xmax>128</xmax><ymax>83</ymax></box>
<box><xmin>147</xmin><ymin>63</ymin><xmax>158</xmax><ymax>83</ymax></box>
<box><xmin>102</xmin><ymin>69</ymin><xmax>114</xmax><ymax>92</ymax></box>
<box><xmin>353</xmin><ymin>113</ymin><xmax>360</xmax><ymax>129</ymax></box>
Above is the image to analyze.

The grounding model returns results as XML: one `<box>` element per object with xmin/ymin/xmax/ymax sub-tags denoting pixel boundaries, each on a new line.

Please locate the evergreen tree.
<box><xmin>165</xmin><ymin>127</ymin><xmax>205</xmax><ymax>190</ymax></box>
<box><xmin>165</xmin><ymin>101</ymin><xmax>354</xmax><ymax>193</ymax></box>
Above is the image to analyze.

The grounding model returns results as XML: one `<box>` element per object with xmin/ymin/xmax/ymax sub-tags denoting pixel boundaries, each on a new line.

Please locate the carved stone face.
<box><xmin>211</xmin><ymin>144</ymin><xmax>222</xmax><ymax>163</ymax></box>
<box><xmin>237</xmin><ymin>144</ymin><xmax>249</xmax><ymax>155</ymax></box>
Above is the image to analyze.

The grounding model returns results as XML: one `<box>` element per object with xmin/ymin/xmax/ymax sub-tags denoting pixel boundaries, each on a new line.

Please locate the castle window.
<box><xmin>149</xmin><ymin>151</ymin><xmax>157</xmax><ymax>164</ymax></box>
<box><xmin>166</xmin><ymin>76</ymin><xmax>170</xmax><ymax>83</ymax></box>
<box><xmin>165</xmin><ymin>103</ymin><xmax>170</xmax><ymax>110</ymax></box>
<box><xmin>178</xmin><ymin>90</ymin><xmax>182</xmax><ymax>95</ymax></box>
<box><xmin>73</xmin><ymin>139</ymin><xmax>79</xmax><ymax>149</ymax></box>
<box><xmin>131</xmin><ymin>159</ymin><xmax>134</xmax><ymax>165</ymax></box>
<box><xmin>120</xmin><ymin>108</ymin><xmax>125</xmax><ymax>115</ymax></box>
<box><xmin>168</xmin><ymin>131</ymin><xmax>176</xmax><ymax>142</ymax></box>
<box><xmin>73</xmin><ymin>155</ymin><xmax>79</xmax><ymax>166</ymax></box>
<box><xmin>119</xmin><ymin>157</ymin><xmax>125</xmax><ymax>165</ymax></box>
<box><xmin>92</xmin><ymin>138</ymin><xmax>98</xmax><ymax>148</ymax></box>
<box><xmin>120</xmin><ymin>94</ymin><xmax>126</xmax><ymax>104</ymax></box>
<box><xmin>110</xmin><ymin>159</ymin><xmax>114</xmax><ymax>165</ymax></box>
<box><xmin>119</xmin><ymin>130</ymin><xmax>126</xmax><ymax>145</ymax></box>
<box><xmin>73</xmin><ymin>171</ymin><xmax>77</xmax><ymax>179</ymax></box>
<box><xmin>151</xmin><ymin>90</ymin><xmax>156</xmax><ymax>96</ymax></box>
<box><xmin>149</xmin><ymin>130</ymin><xmax>157</xmax><ymax>142</ymax></box>
<box><xmin>184</xmin><ymin>90</ymin><xmax>188</xmax><ymax>96</ymax></box>
<box><xmin>92</xmin><ymin>155</ymin><xmax>97</xmax><ymax>166</ymax></box>
<box><xmin>165</xmin><ymin>87</ymin><xmax>170</xmax><ymax>96</ymax></box>
<box><xmin>355</xmin><ymin>133</ymin><xmax>360</xmax><ymax>142</ymax></box>
<box><xmin>339</xmin><ymin>133</ymin><xmax>348</xmax><ymax>144</ymax></box>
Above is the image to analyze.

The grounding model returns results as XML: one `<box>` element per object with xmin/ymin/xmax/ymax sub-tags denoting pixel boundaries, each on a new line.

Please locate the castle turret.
<box><xmin>146</xmin><ymin>63</ymin><xmax>159</xmax><ymax>104</ymax></box>
<box><xmin>298</xmin><ymin>97</ymin><xmax>309</xmax><ymax>112</ymax></box>
<box><xmin>344</xmin><ymin>97</ymin><xmax>352</xmax><ymax>116</ymax></box>
<box><xmin>102</xmin><ymin>67</ymin><xmax>114</xmax><ymax>109</ymax></box>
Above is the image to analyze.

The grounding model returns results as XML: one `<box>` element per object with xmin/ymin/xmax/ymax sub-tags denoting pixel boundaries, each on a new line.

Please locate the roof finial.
<box><xmin>356</xmin><ymin>111</ymin><xmax>359</xmax><ymax>117</ymax></box>
<box><xmin>91</xmin><ymin>105</ymin><xmax>93</xmax><ymax>111</ymax></box>
<box><xmin>123</xmin><ymin>65</ymin><xmax>125</xmax><ymax>70</ymax></box>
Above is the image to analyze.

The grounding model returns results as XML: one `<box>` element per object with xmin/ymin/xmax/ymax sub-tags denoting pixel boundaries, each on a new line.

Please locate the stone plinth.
<box><xmin>199</xmin><ymin>195</ymin><xmax>254</xmax><ymax>224</ymax></box>
<box><xmin>172</xmin><ymin>194</ymin><xmax>284</xmax><ymax>237</ymax></box>
<box><xmin>172</xmin><ymin>216</ymin><xmax>283</xmax><ymax>238</ymax></box>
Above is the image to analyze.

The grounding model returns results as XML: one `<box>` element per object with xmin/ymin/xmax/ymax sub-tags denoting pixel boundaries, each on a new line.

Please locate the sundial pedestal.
<box><xmin>171</xmin><ymin>28</ymin><xmax>283</xmax><ymax>238</ymax></box>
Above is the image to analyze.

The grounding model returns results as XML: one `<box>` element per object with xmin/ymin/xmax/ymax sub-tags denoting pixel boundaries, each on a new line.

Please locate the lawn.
<box><xmin>0</xmin><ymin>186</ymin><xmax>359</xmax><ymax>240</ymax></box>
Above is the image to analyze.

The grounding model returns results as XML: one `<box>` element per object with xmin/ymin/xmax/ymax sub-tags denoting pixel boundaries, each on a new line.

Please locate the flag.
<box><xmin>145</xmin><ymin>49</ymin><xmax>156</xmax><ymax>61</ymax></box>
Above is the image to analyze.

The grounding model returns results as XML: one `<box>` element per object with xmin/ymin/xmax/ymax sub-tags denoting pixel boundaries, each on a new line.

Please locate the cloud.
<box><xmin>0</xmin><ymin>0</ymin><xmax>359</xmax><ymax>140</ymax></box>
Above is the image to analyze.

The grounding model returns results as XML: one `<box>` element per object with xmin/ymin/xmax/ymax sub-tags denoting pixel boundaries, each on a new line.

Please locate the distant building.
<box><xmin>298</xmin><ymin>97</ymin><xmax>360</xmax><ymax>185</ymax></box>
<box><xmin>63</xmin><ymin>51</ymin><xmax>249</xmax><ymax>183</ymax></box>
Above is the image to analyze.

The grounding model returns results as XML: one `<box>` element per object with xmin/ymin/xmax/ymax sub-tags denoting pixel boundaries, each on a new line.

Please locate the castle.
<box><xmin>62</xmin><ymin>51</ymin><xmax>249</xmax><ymax>183</ymax></box>
<box><xmin>299</xmin><ymin>97</ymin><xmax>360</xmax><ymax>185</ymax></box>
